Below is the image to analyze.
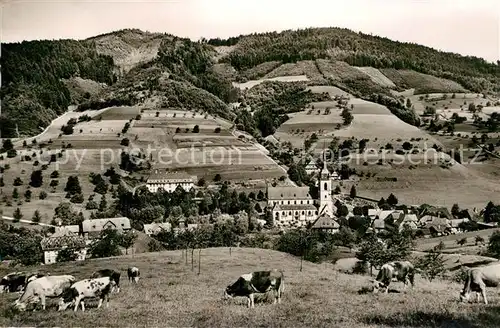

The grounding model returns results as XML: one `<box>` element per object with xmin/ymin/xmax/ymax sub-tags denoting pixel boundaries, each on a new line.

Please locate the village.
<box><xmin>28</xmin><ymin>149</ymin><xmax>490</xmax><ymax>266</ymax></box>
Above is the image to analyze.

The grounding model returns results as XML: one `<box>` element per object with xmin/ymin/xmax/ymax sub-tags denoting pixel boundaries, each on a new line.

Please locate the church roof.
<box><xmin>268</xmin><ymin>186</ymin><xmax>312</xmax><ymax>200</ymax></box>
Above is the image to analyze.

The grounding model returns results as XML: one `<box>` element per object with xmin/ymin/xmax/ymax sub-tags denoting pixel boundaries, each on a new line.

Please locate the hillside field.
<box><xmin>1</xmin><ymin>248</ymin><xmax>499</xmax><ymax>327</ymax></box>
<box><xmin>0</xmin><ymin>106</ymin><xmax>284</xmax><ymax>221</ymax></box>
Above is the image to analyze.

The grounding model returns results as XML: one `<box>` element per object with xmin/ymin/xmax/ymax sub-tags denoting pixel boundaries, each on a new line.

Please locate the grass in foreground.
<box><xmin>1</xmin><ymin>248</ymin><xmax>500</xmax><ymax>327</ymax></box>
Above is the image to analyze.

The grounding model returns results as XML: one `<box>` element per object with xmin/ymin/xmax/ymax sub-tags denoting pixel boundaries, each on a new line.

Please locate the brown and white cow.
<box><xmin>14</xmin><ymin>275</ymin><xmax>75</xmax><ymax>311</ymax></box>
<box><xmin>371</xmin><ymin>261</ymin><xmax>415</xmax><ymax>293</ymax></box>
<box><xmin>459</xmin><ymin>264</ymin><xmax>500</xmax><ymax>304</ymax></box>
<box><xmin>224</xmin><ymin>270</ymin><xmax>284</xmax><ymax>308</ymax></box>
<box><xmin>58</xmin><ymin>277</ymin><xmax>116</xmax><ymax>312</ymax></box>
<box><xmin>127</xmin><ymin>267</ymin><xmax>140</xmax><ymax>284</ymax></box>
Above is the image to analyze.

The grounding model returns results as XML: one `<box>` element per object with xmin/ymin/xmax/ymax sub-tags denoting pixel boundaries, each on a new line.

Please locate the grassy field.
<box><xmin>353</xmin><ymin>67</ymin><xmax>396</xmax><ymax>88</ymax></box>
<box><xmin>263</xmin><ymin>60</ymin><xmax>327</xmax><ymax>84</ymax></box>
<box><xmin>0</xmin><ymin>106</ymin><xmax>284</xmax><ymax>221</ymax></box>
<box><xmin>380</xmin><ymin>69</ymin><xmax>467</xmax><ymax>94</ymax></box>
<box><xmin>1</xmin><ymin>247</ymin><xmax>500</xmax><ymax>327</ymax></box>
<box><xmin>232</xmin><ymin>75</ymin><xmax>310</xmax><ymax>90</ymax></box>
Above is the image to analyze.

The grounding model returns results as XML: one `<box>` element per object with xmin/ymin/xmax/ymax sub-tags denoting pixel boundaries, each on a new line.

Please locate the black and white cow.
<box><xmin>58</xmin><ymin>277</ymin><xmax>116</xmax><ymax>312</ymax></box>
<box><xmin>127</xmin><ymin>267</ymin><xmax>140</xmax><ymax>284</ymax></box>
<box><xmin>91</xmin><ymin>269</ymin><xmax>121</xmax><ymax>293</ymax></box>
<box><xmin>224</xmin><ymin>270</ymin><xmax>284</xmax><ymax>308</ymax></box>
<box><xmin>1</xmin><ymin>272</ymin><xmax>45</xmax><ymax>293</ymax></box>
<box><xmin>371</xmin><ymin>260</ymin><xmax>415</xmax><ymax>293</ymax></box>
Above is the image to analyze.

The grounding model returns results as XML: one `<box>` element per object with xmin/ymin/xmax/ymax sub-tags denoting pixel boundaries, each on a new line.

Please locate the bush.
<box><xmin>56</xmin><ymin>248</ymin><xmax>78</xmax><ymax>263</ymax></box>
<box><xmin>193</xmin><ymin>125</ymin><xmax>200</xmax><ymax>133</ymax></box>
<box><xmin>121</xmin><ymin>138</ymin><xmax>130</xmax><ymax>146</ymax></box>
<box><xmin>39</xmin><ymin>191</ymin><xmax>48</xmax><ymax>200</ymax></box>
<box><xmin>415</xmin><ymin>245</ymin><xmax>446</xmax><ymax>282</ymax></box>
<box><xmin>214</xmin><ymin>127</ymin><xmax>221</xmax><ymax>133</ymax></box>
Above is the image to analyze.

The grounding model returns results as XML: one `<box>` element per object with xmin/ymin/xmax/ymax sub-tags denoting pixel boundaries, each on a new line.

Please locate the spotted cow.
<box><xmin>58</xmin><ymin>277</ymin><xmax>116</xmax><ymax>312</ymax></box>
<box><xmin>224</xmin><ymin>270</ymin><xmax>284</xmax><ymax>308</ymax></box>
<box><xmin>127</xmin><ymin>267</ymin><xmax>140</xmax><ymax>284</ymax></box>
<box><xmin>372</xmin><ymin>261</ymin><xmax>415</xmax><ymax>293</ymax></box>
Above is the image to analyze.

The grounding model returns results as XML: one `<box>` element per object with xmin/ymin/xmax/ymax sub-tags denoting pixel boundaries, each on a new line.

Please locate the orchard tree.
<box><xmin>30</xmin><ymin>170</ymin><xmax>43</xmax><ymax>187</ymax></box>
<box><xmin>13</xmin><ymin>207</ymin><xmax>23</xmax><ymax>222</ymax></box>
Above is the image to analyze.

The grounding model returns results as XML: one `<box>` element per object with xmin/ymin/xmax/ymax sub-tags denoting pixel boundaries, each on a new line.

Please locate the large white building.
<box><xmin>267</xmin><ymin>186</ymin><xmax>318</xmax><ymax>228</ymax></box>
<box><xmin>146</xmin><ymin>169</ymin><xmax>197</xmax><ymax>193</ymax></box>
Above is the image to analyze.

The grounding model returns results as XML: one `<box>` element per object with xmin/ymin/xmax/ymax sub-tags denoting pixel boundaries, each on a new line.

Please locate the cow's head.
<box><xmin>370</xmin><ymin>279</ymin><xmax>385</xmax><ymax>293</ymax></box>
<box><xmin>224</xmin><ymin>283</ymin><xmax>237</xmax><ymax>300</ymax></box>
<box><xmin>57</xmin><ymin>297</ymin><xmax>75</xmax><ymax>311</ymax></box>
<box><xmin>13</xmin><ymin>297</ymin><xmax>37</xmax><ymax>311</ymax></box>
<box><xmin>459</xmin><ymin>290</ymin><xmax>470</xmax><ymax>303</ymax></box>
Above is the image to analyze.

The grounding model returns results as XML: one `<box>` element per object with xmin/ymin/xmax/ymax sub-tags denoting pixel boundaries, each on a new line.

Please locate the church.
<box><xmin>267</xmin><ymin>157</ymin><xmax>339</xmax><ymax>228</ymax></box>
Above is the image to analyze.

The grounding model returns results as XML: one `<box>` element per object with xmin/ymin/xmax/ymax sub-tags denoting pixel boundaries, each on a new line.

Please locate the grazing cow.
<box><xmin>459</xmin><ymin>265</ymin><xmax>500</xmax><ymax>304</ymax></box>
<box><xmin>127</xmin><ymin>267</ymin><xmax>140</xmax><ymax>284</ymax></box>
<box><xmin>91</xmin><ymin>269</ymin><xmax>121</xmax><ymax>293</ymax></box>
<box><xmin>1</xmin><ymin>272</ymin><xmax>26</xmax><ymax>293</ymax></box>
<box><xmin>0</xmin><ymin>272</ymin><xmax>45</xmax><ymax>293</ymax></box>
<box><xmin>224</xmin><ymin>270</ymin><xmax>284</xmax><ymax>308</ymax></box>
<box><xmin>58</xmin><ymin>277</ymin><xmax>116</xmax><ymax>312</ymax></box>
<box><xmin>14</xmin><ymin>275</ymin><xmax>76</xmax><ymax>311</ymax></box>
<box><xmin>372</xmin><ymin>261</ymin><xmax>415</xmax><ymax>293</ymax></box>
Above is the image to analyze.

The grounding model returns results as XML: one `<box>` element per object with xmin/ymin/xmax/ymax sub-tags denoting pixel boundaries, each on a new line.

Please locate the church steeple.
<box><xmin>319</xmin><ymin>147</ymin><xmax>334</xmax><ymax>217</ymax></box>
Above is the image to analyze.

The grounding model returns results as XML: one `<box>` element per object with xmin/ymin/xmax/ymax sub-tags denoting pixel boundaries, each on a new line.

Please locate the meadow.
<box><xmin>1</xmin><ymin>247</ymin><xmax>499</xmax><ymax>327</ymax></box>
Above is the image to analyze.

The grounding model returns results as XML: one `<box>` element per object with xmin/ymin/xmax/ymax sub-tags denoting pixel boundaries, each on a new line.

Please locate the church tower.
<box><xmin>318</xmin><ymin>150</ymin><xmax>334</xmax><ymax>217</ymax></box>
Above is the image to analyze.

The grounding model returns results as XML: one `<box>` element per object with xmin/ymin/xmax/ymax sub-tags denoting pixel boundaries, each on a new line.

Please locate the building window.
<box><xmin>301</xmin><ymin>200</ymin><xmax>303</xmax><ymax>204</ymax></box>
<box><xmin>288</xmin><ymin>201</ymin><xmax>290</xmax><ymax>204</ymax></box>
<box><xmin>294</xmin><ymin>200</ymin><xmax>297</xmax><ymax>204</ymax></box>
<box><xmin>324</xmin><ymin>182</ymin><xmax>328</xmax><ymax>190</ymax></box>
<box><xmin>308</xmin><ymin>211</ymin><xmax>311</xmax><ymax>215</ymax></box>
<box><xmin>302</xmin><ymin>211</ymin><xmax>304</xmax><ymax>215</ymax></box>
<box><xmin>289</xmin><ymin>211</ymin><xmax>292</xmax><ymax>215</ymax></box>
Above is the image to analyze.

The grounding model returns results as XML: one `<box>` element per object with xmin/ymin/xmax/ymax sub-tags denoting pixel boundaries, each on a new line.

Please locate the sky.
<box><xmin>1</xmin><ymin>0</ymin><xmax>499</xmax><ymax>63</ymax></box>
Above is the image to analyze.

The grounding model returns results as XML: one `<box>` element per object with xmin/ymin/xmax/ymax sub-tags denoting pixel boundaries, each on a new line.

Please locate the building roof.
<box><xmin>264</xmin><ymin>135</ymin><xmax>279</xmax><ymax>145</ymax></box>
<box><xmin>143</xmin><ymin>222</ymin><xmax>172</xmax><ymax>235</ymax></box>
<box><xmin>311</xmin><ymin>214</ymin><xmax>340</xmax><ymax>230</ymax></box>
<box><xmin>147</xmin><ymin>170</ymin><xmax>196</xmax><ymax>183</ymax></box>
<box><xmin>53</xmin><ymin>225</ymin><xmax>80</xmax><ymax>236</ymax></box>
<box><xmin>82</xmin><ymin>217</ymin><xmax>131</xmax><ymax>233</ymax></box>
<box><xmin>268</xmin><ymin>186</ymin><xmax>312</xmax><ymax>200</ymax></box>
<box><xmin>41</xmin><ymin>235</ymin><xmax>86</xmax><ymax>251</ymax></box>
<box><xmin>305</xmin><ymin>160</ymin><xmax>317</xmax><ymax>170</ymax></box>
<box><xmin>273</xmin><ymin>204</ymin><xmax>317</xmax><ymax>211</ymax></box>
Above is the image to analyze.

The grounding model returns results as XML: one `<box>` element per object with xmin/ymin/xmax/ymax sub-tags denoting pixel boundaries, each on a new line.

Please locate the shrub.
<box><xmin>214</xmin><ymin>127</ymin><xmax>221</xmax><ymax>133</ymax></box>
<box><xmin>39</xmin><ymin>191</ymin><xmax>48</xmax><ymax>200</ymax></box>
<box><xmin>121</xmin><ymin>138</ymin><xmax>130</xmax><ymax>146</ymax></box>
<box><xmin>56</xmin><ymin>248</ymin><xmax>78</xmax><ymax>263</ymax></box>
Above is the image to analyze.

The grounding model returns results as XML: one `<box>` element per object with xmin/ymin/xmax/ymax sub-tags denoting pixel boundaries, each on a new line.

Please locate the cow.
<box><xmin>371</xmin><ymin>261</ymin><xmax>415</xmax><ymax>293</ymax></box>
<box><xmin>14</xmin><ymin>275</ymin><xmax>76</xmax><ymax>311</ymax></box>
<box><xmin>0</xmin><ymin>272</ymin><xmax>45</xmax><ymax>293</ymax></box>
<box><xmin>1</xmin><ymin>272</ymin><xmax>26</xmax><ymax>293</ymax></box>
<box><xmin>224</xmin><ymin>270</ymin><xmax>284</xmax><ymax>308</ymax></box>
<box><xmin>91</xmin><ymin>269</ymin><xmax>121</xmax><ymax>293</ymax></box>
<box><xmin>127</xmin><ymin>266</ymin><xmax>140</xmax><ymax>284</ymax></box>
<box><xmin>459</xmin><ymin>265</ymin><xmax>500</xmax><ymax>304</ymax></box>
<box><xmin>58</xmin><ymin>277</ymin><xmax>116</xmax><ymax>312</ymax></box>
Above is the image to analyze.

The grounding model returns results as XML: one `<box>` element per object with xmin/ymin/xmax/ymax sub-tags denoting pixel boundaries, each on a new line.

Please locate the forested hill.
<box><xmin>211</xmin><ymin>27</ymin><xmax>500</xmax><ymax>93</ymax></box>
<box><xmin>1</xmin><ymin>27</ymin><xmax>499</xmax><ymax>138</ymax></box>
<box><xmin>0</xmin><ymin>40</ymin><xmax>116</xmax><ymax>137</ymax></box>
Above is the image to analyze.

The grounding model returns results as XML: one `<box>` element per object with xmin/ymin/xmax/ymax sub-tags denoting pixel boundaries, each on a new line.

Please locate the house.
<box><xmin>146</xmin><ymin>169</ymin><xmax>196</xmax><ymax>193</ymax></box>
<box><xmin>421</xmin><ymin>216</ymin><xmax>451</xmax><ymax>236</ymax></box>
<box><xmin>305</xmin><ymin>159</ymin><xmax>318</xmax><ymax>175</ymax></box>
<box><xmin>40</xmin><ymin>229</ymin><xmax>87</xmax><ymax>265</ymax></box>
<box><xmin>81</xmin><ymin>217</ymin><xmax>131</xmax><ymax>239</ymax></box>
<box><xmin>310</xmin><ymin>214</ymin><xmax>340</xmax><ymax>234</ymax></box>
<box><xmin>396</xmin><ymin>214</ymin><xmax>419</xmax><ymax>231</ymax></box>
<box><xmin>54</xmin><ymin>225</ymin><xmax>80</xmax><ymax>235</ymax></box>
<box><xmin>143</xmin><ymin>222</ymin><xmax>172</xmax><ymax>236</ymax></box>
<box><xmin>449</xmin><ymin>218</ymin><xmax>470</xmax><ymax>234</ymax></box>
